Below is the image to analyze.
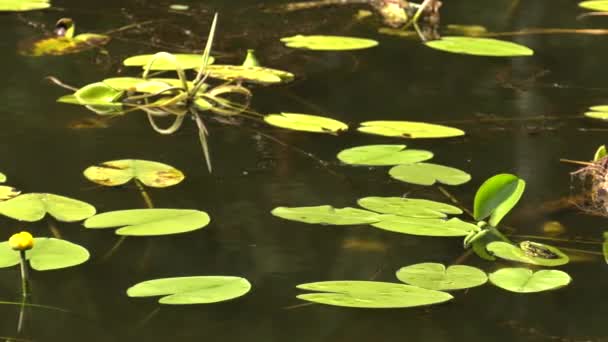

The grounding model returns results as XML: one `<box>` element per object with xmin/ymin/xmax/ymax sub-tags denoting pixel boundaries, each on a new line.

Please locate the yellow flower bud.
<box><xmin>8</xmin><ymin>232</ymin><xmax>34</xmax><ymax>251</ymax></box>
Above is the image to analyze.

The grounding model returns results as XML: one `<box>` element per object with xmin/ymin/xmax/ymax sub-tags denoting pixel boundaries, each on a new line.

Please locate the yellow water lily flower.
<box><xmin>9</xmin><ymin>232</ymin><xmax>34</xmax><ymax>251</ymax></box>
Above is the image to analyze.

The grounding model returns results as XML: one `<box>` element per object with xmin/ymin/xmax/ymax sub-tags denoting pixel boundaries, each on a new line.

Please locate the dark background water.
<box><xmin>1</xmin><ymin>0</ymin><xmax>608</xmax><ymax>341</ymax></box>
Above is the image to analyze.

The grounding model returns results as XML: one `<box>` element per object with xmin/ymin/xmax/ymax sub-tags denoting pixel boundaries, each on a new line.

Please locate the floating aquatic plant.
<box><xmin>83</xmin><ymin>159</ymin><xmax>184</xmax><ymax>188</ymax></box>
<box><xmin>488</xmin><ymin>268</ymin><xmax>571</xmax><ymax>293</ymax></box>
<box><xmin>0</xmin><ymin>193</ymin><xmax>96</xmax><ymax>222</ymax></box>
<box><xmin>337</xmin><ymin>144</ymin><xmax>433</xmax><ymax>166</ymax></box>
<box><xmin>579</xmin><ymin>0</ymin><xmax>608</xmax><ymax>11</ymax></box>
<box><xmin>84</xmin><ymin>209</ymin><xmax>210</xmax><ymax>236</ymax></box>
<box><xmin>0</xmin><ymin>0</ymin><xmax>49</xmax><ymax>11</ymax></box>
<box><xmin>280</xmin><ymin>35</ymin><xmax>379</xmax><ymax>51</ymax></box>
<box><xmin>389</xmin><ymin>162</ymin><xmax>471</xmax><ymax>186</ymax></box>
<box><xmin>425</xmin><ymin>36</ymin><xmax>534</xmax><ymax>57</ymax></box>
<box><xmin>357</xmin><ymin>121</ymin><xmax>465</xmax><ymax>139</ymax></box>
<box><xmin>396</xmin><ymin>263</ymin><xmax>488</xmax><ymax>291</ymax></box>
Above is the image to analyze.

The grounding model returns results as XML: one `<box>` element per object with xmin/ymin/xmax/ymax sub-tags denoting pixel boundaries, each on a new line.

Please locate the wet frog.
<box><xmin>519</xmin><ymin>241</ymin><xmax>559</xmax><ymax>259</ymax></box>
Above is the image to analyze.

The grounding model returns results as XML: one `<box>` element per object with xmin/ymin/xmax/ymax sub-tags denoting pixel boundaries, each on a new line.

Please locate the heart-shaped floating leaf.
<box><xmin>84</xmin><ymin>209</ymin><xmax>210</xmax><ymax>236</ymax></box>
<box><xmin>473</xmin><ymin>173</ymin><xmax>525</xmax><ymax>226</ymax></box>
<box><xmin>296</xmin><ymin>281</ymin><xmax>453</xmax><ymax>308</ymax></box>
<box><xmin>371</xmin><ymin>216</ymin><xmax>477</xmax><ymax>237</ymax></box>
<box><xmin>579</xmin><ymin>1</ymin><xmax>608</xmax><ymax>11</ymax></box>
<box><xmin>486</xmin><ymin>241</ymin><xmax>569</xmax><ymax>266</ymax></box>
<box><xmin>358</xmin><ymin>121</ymin><xmax>465</xmax><ymax>139</ymax></box>
<box><xmin>0</xmin><ymin>238</ymin><xmax>89</xmax><ymax>270</ymax></box>
<box><xmin>357</xmin><ymin>196</ymin><xmax>462</xmax><ymax>218</ymax></box>
<box><xmin>489</xmin><ymin>268</ymin><xmax>571</xmax><ymax>293</ymax></box>
<box><xmin>83</xmin><ymin>159</ymin><xmax>184</xmax><ymax>188</ymax></box>
<box><xmin>123</xmin><ymin>54</ymin><xmax>215</xmax><ymax>70</ymax></box>
<box><xmin>389</xmin><ymin>163</ymin><xmax>471</xmax><ymax>186</ymax></box>
<box><xmin>20</xmin><ymin>34</ymin><xmax>110</xmax><ymax>56</ymax></box>
<box><xmin>127</xmin><ymin>276</ymin><xmax>251</xmax><ymax>304</ymax></box>
<box><xmin>280</xmin><ymin>35</ymin><xmax>378</xmax><ymax>51</ymax></box>
<box><xmin>337</xmin><ymin>145</ymin><xmax>433</xmax><ymax>166</ymax></box>
<box><xmin>0</xmin><ymin>0</ymin><xmax>50</xmax><ymax>11</ymax></box>
<box><xmin>396</xmin><ymin>263</ymin><xmax>488</xmax><ymax>291</ymax></box>
<box><xmin>0</xmin><ymin>193</ymin><xmax>96</xmax><ymax>222</ymax></box>
<box><xmin>206</xmin><ymin>65</ymin><xmax>294</xmax><ymax>85</ymax></box>
<box><xmin>425</xmin><ymin>37</ymin><xmax>534</xmax><ymax>57</ymax></box>
<box><xmin>271</xmin><ymin>205</ymin><xmax>383</xmax><ymax>225</ymax></box>
<box><xmin>264</xmin><ymin>113</ymin><xmax>348</xmax><ymax>134</ymax></box>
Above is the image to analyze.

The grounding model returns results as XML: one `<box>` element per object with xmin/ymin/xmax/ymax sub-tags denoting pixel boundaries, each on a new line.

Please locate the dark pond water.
<box><xmin>2</xmin><ymin>0</ymin><xmax>608</xmax><ymax>341</ymax></box>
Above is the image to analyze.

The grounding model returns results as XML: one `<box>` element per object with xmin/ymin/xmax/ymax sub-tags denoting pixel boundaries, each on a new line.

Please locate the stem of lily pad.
<box><xmin>134</xmin><ymin>179</ymin><xmax>154</xmax><ymax>209</ymax></box>
<box><xmin>18</xmin><ymin>251</ymin><xmax>29</xmax><ymax>300</ymax></box>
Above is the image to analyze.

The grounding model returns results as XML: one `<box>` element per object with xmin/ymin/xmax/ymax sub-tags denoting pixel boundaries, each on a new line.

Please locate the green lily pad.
<box><xmin>0</xmin><ymin>193</ymin><xmax>95</xmax><ymax>222</ymax></box>
<box><xmin>357</xmin><ymin>196</ymin><xmax>462</xmax><ymax>218</ymax></box>
<box><xmin>206</xmin><ymin>65</ymin><xmax>294</xmax><ymax>85</ymax></box>
<box><xmin>584</xmin><ymin>111</ymin><xmax>608</xmax><ymax>120</ymax></box>
<box><xmin>83</xmin><ymin>159</ymin><xmax>184</xmax><ymax>188</ymax></box>
<box><xmin>473</xmin><ymin>174</ymin><xmax>525</xmax><ymax>227</ymax></box>
<box><xmin>20</xmin><ymin>34</ymin><xmax>110</xmax><ymax>56</ymax></box>
<box><xmin>271</xmin><ymin>205</ymin><xmax>383</xmax><ymax>225</ymax></box>
<box><xmin>396</xmin><ymin>263</ymin><xmax>488</xmax><ymax>291</ymax></box>
<box><xmin>0</xmin><ymin>186</ymin><xmax>20</xmax><ymax>201</ymax></box>
<box><xmin>389</xmin><ymin>163</ymin><xmax>471</xmax><ymax>186</ymax></box>
<box><xmin>58</xmin><ymin>82</ymin><xmax>123</xmax><ymax>108</ymax></box>
<box><xmin>281</xmin><ymin>35</ymin><xmax>378</xmax><ymax>51</ymax></box>
<box><xmin>123</xmin><ymin>54</ymin><xmax>215</xmax><ymax>70</ymax></box>
<box><xmin>357</xmin><ymin>121</ymin><xmax>465</xmax><ymax>139</ymax></box>
<box><xmin>337</xmin><ymin>145</ymin><xmax>433</xmax><ymax>166</ymax></box>
<box><xmin>489</xmin><ymin>268</ymin><xmax>571</xmax><ymax>293</ymax></box>
<box><xmin>0</xmin><ymin>0</ymin><xmax>49</xmax><ymax>11</ymax></box>
<box><xmin>590</xmin><ymin>105</ymin><xmax>608</xmax><ymax>112</ymax></box>
<box><xmin>579</xmin><ymin>1</ymin><xmax>608</xmax><ymax>11</ymax></box>
<box><xmin>264</xmin><ymin>113</ymin><xmax>348</xmax><ymax>134</ymax></box>
<box><xmin>486</xmin><ymin>241</ymin><xmax>569</xmax><ymax>266</ymax></box>
<box><xmin>371</xmin><ymin>217</ymin><xmax>477</xmax><ymax>237</ymax></box>
<box><xmin>0</xmin><ymin>238</ymin><xmax>89</xmax><ymax>270</ymax></box>
<box><xmin>84</xmin><ymin>209</ymin><xmax>210</xmax><ymax>236</ymax></box>
<box><xmin>127</xmin><ymin>276</ymin><xmax>251</xmax><ymax>304</ymax></box>
<box><xmin>425</xmin><ymin>37</ymin><xmax>534</xmax><ymax>57</ymax></box>
<box><xmin>296</xmin><ymin>281</ymin><xmax>453</xmax><ymax>308</ymax></box>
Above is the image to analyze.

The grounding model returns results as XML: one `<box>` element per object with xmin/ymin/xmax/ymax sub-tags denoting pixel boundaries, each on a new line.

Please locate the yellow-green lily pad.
<box><xmin>206</xmin><ymin>65</ymin><xmax>294</xmax><ymax>85</ymax></box>
<box><xmin>83</xmin><ymin>159</ymin><xmax>184</xmax><ymax>188</ymax></box>
<box><xmin>371</xmin><ymin>216</ymin><xmax>477</xmax><ymax>237</ymax></box>
<box><xmin>0</xmin><ymin>237</ymin><xmax>89</xmax><ymax>270</ymax></box>
<box><xmin>579</xmin><ymin>1</ymin><xmax>608</xmax><ymax>11</ymax></box>
<box><xmin>489</xmin><ymin>268</ymin><xmax>571</xmax><ymax>293</ymax></box>
<box><xmin>123</xmin><ymin>54</ymin><xmax>215</xmax><ymax>70</ymax></box>
<box><xmin>0</xmin><ymin>193</ymin><xmax>96</xmax><ymax>222</ymax></box>
<box><xmin>487</xmin><ymin>241</ymin><xmax>569</xmax><ymax>266</ymax></box>
<box><xmin>271</xmin><ymin>205</ymin><xmax>383</xmax><ymax>225</ymax></box>
<box><xmin>358</xmin><ymin>121</ymin><xmax>465</xmax><ymax>139</ymax></box>
<box><xmin>264</xmin><ymin>113</ymin><xmax>348</xmax><ymax>134</ymax></box>
<box><xmin>337</xmin><ymin>145</ymin><xmax>433</xmax><ymax>166</ymax></box>
<box><xmin>425</xmin><ymin>37</ymin><xmax>534</xmax><ymax>57</ymax></box>
<box><xmin>396</xmin><ymin>263</ymin><xmax>488</xmax><ymax>291</ymax></box>
<box><xmin>0</xmin><ymin>0</ymin><xmax>49</xmax><ymax>11</ymax></box>
<box><xmin>281</xmin><ymin>35</ymin><xmax>378</xmax><ymax>51</ymax></box>
<box><xmin>389</xmin><ymin>163</ymin><xmax>471</xmax><ymax>186</ymax></box>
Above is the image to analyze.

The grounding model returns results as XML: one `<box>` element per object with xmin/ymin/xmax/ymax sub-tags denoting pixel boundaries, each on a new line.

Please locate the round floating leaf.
<box><xmin>123</xmin><ymin>54</ymin><xmax>215</xmax><ymax>70</ymax></box>
<box><xmin>396</xmin><ymin>263</ymin><xmax>488</xmax><ymax>291</ymax></box>
<box><xmin>425</xmin><ymin>37</ymin><xmax>534</xmax><ymax>57</ymax></box>
<box><xmin>84</xmin><ymin>209</ymin><xmax>210</xmax><ymax>236</ymax></box>
<box><xmin>281</xmin><ymin>35</ymin><xmax>378</xmax><ymax>51</ymax></box>
<box><xmin>20</xmin><ymin>34</ymin><xmax>110</xmax><ymax>56</ymax></box>
<box><xmin>337</xmin><ymin>145</ymin><xmax>433</xmax><ymax>166</ymax></box>
<box><xmin>584</xmin><ymin>111</ymin><xmax>608</xmax><ymax>121</ymax></box>
<box><xmin>296</xmin><ymin>281</ymin><xmax>453</xmax><ymax>308</ymax></box>
<box><xmin>580</xmin><ymin>1</ymin><xmax>608</xmax><ymax>11</ymax></box>
<box><xmin>489</xmin><ymin>268</ymin><xmax>571</xmax><ymax>293</ymax></box>
<box><xmin>0</xmin><ymin>186</ymin><xmax>20</xmax><ymax>201</ymax></box>
<box><xmin>206</xmin><ymin>65</ymin><xmax>294</xmax><ymax>85</ymax></box>
<box><xmin>0</xmin><ymin>193</ymin><xmax>95</xmax><ymax>222</ymax></box>
<box><xmin>358</xmin><ymin>121</ymin><xmax>464</xmax><ymax>139</ymax></box>
<box><xmin>389</xmin><ymin>163</ymin><xmax>471</xmax><ymax>186</ymax></box>
<box><xmin>0</xmin><ymin>0</ymin><xmax>50</xmax><ymax>11</ymax></box>
<box><xmin>271</xmin><ymin>205</ymin><xmax>383</xmax><ymax>225</ymax></box>
<box><xmin>127</xmin><ymin>276</ymin><xmax>251</xmax><ymax>304</ymax></box>
<box><xmin>264</xmin><ymin>113</ymin><xmax>348</xmax><ymax>134</ymax></box>
<box><xmin>371</xmin><ymin>217</ymin><xmax>477</xmax><ymax>237</ymax></box>
<box><xmin>0</xmin><ymin>238</ymin><xmax>89</xmax><ymax>271</ymax></box>
<box><xmin>473</xmin><ymin>173</ymin><xmax>525</xmax><ymax>226</ymax></box>
<box><xmin>83</xmin><ymin>159</ymin><xmax>184</xmax><ymax>188</ymax></box>
<box><xmin>487</xmin><ymin>241</ymin><xmax>569</xmax><ymax>266</ymax></box>
<box><xmin>357</xmin><ymin>196</ymin><xmax>462</xmax><ymax>218</ymax></box>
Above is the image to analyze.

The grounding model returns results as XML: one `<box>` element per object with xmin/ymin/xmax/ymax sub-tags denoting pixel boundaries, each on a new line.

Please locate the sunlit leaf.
<box><xmin>595</xmin><ymin>145</ymin><xmax>607</xmax><ymax>162</ymax></box>
<box><xmin>0</xmin><ymin>186</ymin><xmax>20</xmax><ymax>201</ymax></box>
<box><xmin>487</xmin><ymin>241</ymin><xmax>569</xmax><ymax>266</ymax></box>
<box><xmin>84</xmin><ymin>209</ymin><xmax>210</xmax><ymax>236</ymax></box>
<box><xmin>584</xmin><ymin>111</ymin><xmax>608</xmax><ymax>120</ymax></box>
<box><xmin>264</xmin><ymin>113</ymin><xmax>348</xmax><ymax>134</ymax></box>
<box><xmin>389</xmin><ymin>163</ymin><xmax>471</xmax><ymax>186</ymax></box>
<box><xmin>271</xmin><ymin>205</ymin><xmax>383</xmax><ymax>225</ymax></box>
<box><xmin>489</xmin><ymin>268</ymin><xmax>571</xmax><ymax>293</ymax></box>
<box><xmin>371</xmin><ymin>216</ymin><xmax>477</xmax><ymax>237</ymax></box>
<box><xmin>357</xmin><ymin>196</ymin><xmax>461</xmax><ymax>218</ymax></box>
<box><xmin>281</xmin><ymin>35</ymin><xmax>378</xmax><ymax>51</ymax></box>
<box><xmin>358</xmin><ymin>121</ymin><xmax>465</xmax><ymax>139</ymax></box>
<box><xmin>579</xmin><ymin>1</ymin><xmax>608</xmax><ymax>11</ymax></box>
<box><xmin>590</xmin><ymin>105</ymin><xmax>608</xmax><ymax>112</ymax></box>
<box><xmin>0</xmin><ymin>0</ymin><xmax>49</xmax><ymax>11</ymax></box>
<box><xmin>83</xmin><ymin>159</ymin><xmax>184</xmax><ymax>188</ymax></box>
<box><xmin>20</xmin><ymin>34</ymin><xmax>110</xmax><ymax>56</ymax></box>
<box><xmin>425</xmin><ymin>37</ymin><xmax>534</xmax><ymax>57</ymax></box>
<box><xmin>206</xmin><ymin>65</ymin><xmax>294</xmax><ymax>85</ymax></box>
<box><xmin>123</xmin><ymin>54</ymin><xmax>215</xmax><ymax>70</ymax></box>
<box><xmin>396</xmin><ymin>263</ymin><xmax>487</xmax><ymax>291</ymax></box>
<box><xmin>473</xmin><ymin>173</ymin><xmax>525</xmax><ymax>226</ymax></box>
<box><xmin>127</xmin><ymin>276</ymin><xmax>251</xmax><ymax>304</ymax></box>
<box><xmin>58</xmin><ymin>82</ymin><xmax>123</xmax><ymax>109</ymax></box>
<box><xmin>0</xmin><ymin>238</ymin><xmax>89</xmax><ymax>271</ymax></box>
<box><xmin>0</xmin><ymin>193</ymin><xmax>95</xmax><ymax>222</ymax></box>
<box><xmin>0</xmin><ymin>173</ymin><xmax>5</xmax><ymax>183</ymax></box>
<box><xmin>296</xmin><ymin>281</ymin><xmax>453</xmax><ymax>308</ymax></box>
<box><xmin>337</xmin><ymin>145</ymin><xmax>433</xmax><ymax>166</ymax></box>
